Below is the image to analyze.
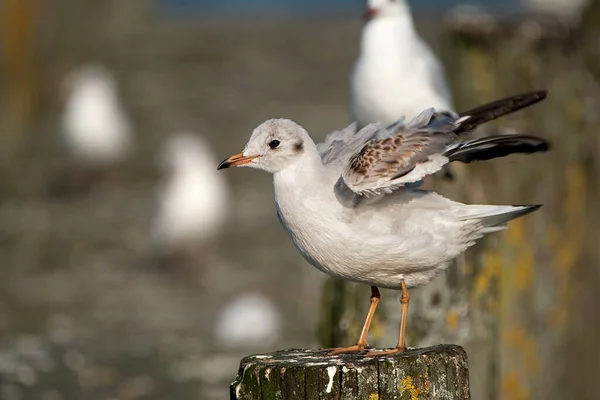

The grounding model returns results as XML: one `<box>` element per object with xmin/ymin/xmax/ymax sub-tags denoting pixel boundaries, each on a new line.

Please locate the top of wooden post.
<box><xmin>231</xmin><ymin>344</ymin><xmax>470</xmax><ymax>399</ymax></box>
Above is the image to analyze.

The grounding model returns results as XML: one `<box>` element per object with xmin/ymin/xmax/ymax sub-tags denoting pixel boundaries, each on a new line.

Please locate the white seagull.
<box><xmin>152</xmin><ymin>133</ymin><xmax>229</xmax><ymax>269</ymax></box>
<box><xmin>62</xmin><ymin>65</ymin><xmax>132</xmax><ymax>168</ymax></box>
<box><xmin>215</xmin><ymin>292</ymin><xmax>282</xmax><ymax>350</ymax></box>
<box><xmin>350</xmin><ymin>0</ymin><xmax>454</xmax><ymax>129</ymax></box>
<box><xmin>218</xmin><ymin>91</ymin><xmax>549</xmax><ymax>356</ymax></box>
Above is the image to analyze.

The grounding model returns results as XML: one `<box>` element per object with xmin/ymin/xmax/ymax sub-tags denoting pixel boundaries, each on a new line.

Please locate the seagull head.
<box><xmin>364</xmin><ymin>0</ymin><xmax>409</xmax><ymax>20</ymax></box>
<box><xmin>218</xmin><ymin>119</ymin><xmax>310</xmax><ymax>174</ymax></box>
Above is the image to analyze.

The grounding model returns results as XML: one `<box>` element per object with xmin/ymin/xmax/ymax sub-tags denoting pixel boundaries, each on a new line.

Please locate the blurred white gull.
<box><xmin>62</xmin><ymin>65</ymin><xmax>132</xmax><ymax>168</ymax></box>
<box><xmin>351</xmin><ymin>0</ymin><xmax>454</xmax><ymax>129</ymax></box>
<box><xmin>215</xmin><ymin>293</ymin><xmax>281</xmax><ymax>349</ymax></box>
<box><xmin>152</xmin><ymin>133</ymin><xmax>229</xmax><ymax>270</ymax></box>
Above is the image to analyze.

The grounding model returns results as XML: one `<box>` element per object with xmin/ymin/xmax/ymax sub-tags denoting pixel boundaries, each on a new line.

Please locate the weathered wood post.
<box><xmin>231</xmin><ymin>345</ymin><xmax>470</xmax><ymax>399</ymax></box>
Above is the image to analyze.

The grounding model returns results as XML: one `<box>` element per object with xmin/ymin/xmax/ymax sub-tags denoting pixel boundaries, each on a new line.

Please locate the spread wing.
<box><xmin>340</xmin><ymin>121</ymin><xmax>457</xmax><ymax>196</ymax></box>
<box><xmin>316</xmin><ymin>109</ymin><xmax>444</xmax><ymax>169</ymax></box>
<box><xmin>317</xmin><ymin>122</ymin><xmax>383</xmax><ymax>169</ymax></box>
<box><xmin>336</xmin><ymin>90</ymin><xmax>548</xmax><ymax>198</ymax></box>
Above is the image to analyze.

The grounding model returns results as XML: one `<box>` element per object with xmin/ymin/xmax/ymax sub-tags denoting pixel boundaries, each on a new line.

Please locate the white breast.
<box><xmin>274</xmin><ymin>166</ymin><xmax>478</xmax><ymax>289</ymax></box>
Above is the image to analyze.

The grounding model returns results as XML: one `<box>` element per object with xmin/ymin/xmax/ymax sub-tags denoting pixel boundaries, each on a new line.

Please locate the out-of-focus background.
<box><xmin>0</xmin><ymin>0</ymin><xmax>599</xmax><ymax>399</ymax></box>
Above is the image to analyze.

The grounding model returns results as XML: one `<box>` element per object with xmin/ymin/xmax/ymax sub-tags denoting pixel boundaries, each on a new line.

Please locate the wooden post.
<box><xmin>230</xmin><ymin>345</ymin><xmax>470</xmax><ymax>400</ymax></box>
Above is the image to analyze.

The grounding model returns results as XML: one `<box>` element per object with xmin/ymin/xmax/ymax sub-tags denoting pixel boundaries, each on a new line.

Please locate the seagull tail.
<box><xmin>444</xmin><ymin>134</ymin><xmax>550</xmax><ymax>163</ymax></box>
<box><xmin>461</xmin><ymin>204</ymin><xmax>542</xmax><ymax>233</ymax></box>
<box><xmin>453</xmin><ymin>90</ymin><xmax>547</xmax><ymax>134</ymax></box>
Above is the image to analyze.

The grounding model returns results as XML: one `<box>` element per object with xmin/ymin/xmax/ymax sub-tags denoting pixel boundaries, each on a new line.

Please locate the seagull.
<box><xmin>152</xmin><ymin>133</ymin><xmax>229</xmax><ymax>272</ymax></box>
<box><xmin>218</xmin><ymin>91</ymin><xmax>549</xmax><ymax>356</ymax></box>
<box><xmin>56</xmin><ymin>65</ymin><xmax>133</xmax><ymax>195</ymax></box>
<box><xmin>350</xmin><ymin>0</ymin><xmax>454</xmax><ymax>129</ymax></box>
<box><xmin>215</xmin><ymin>292</ymin><xmax>282</xmax><ymax>350</ymax></box>
<box><xmin>62</xmin><ymin>65</ymin><xmax>132</xmax><ymax>168</ymax></box>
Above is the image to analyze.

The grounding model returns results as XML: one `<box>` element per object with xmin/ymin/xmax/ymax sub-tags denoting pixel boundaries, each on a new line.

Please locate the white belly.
<box><xmin>276</xmin><ymin>197</ymin><xmax>470</xmax><ymax>290</ymax></box>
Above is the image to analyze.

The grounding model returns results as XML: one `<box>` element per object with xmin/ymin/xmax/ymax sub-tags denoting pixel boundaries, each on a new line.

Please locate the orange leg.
<box><xmin>366</xmin><ymin>280</ymin><xmax>410</xmax><ymax>357</ymax></box>
<box><xmin>327</xmin><ymin>286</ymin><xmax>381</xmax><ymax>355</ymax></box>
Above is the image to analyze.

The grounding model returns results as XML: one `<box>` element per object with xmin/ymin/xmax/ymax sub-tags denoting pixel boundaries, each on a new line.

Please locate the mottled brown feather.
<box><xmin>346</xmin><ymin>126</ymin><xmax>455</xmax><ymax>189</ymax></box>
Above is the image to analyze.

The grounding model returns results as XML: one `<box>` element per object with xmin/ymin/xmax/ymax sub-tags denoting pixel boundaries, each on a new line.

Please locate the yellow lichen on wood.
<box><xmin>514</xmin><ymin>246</ymin><xmax>534</xmax><ymax>292</ymax></box>
<box><xmin>499</xmin><ymin>189</ymin><xmax>541</xmax><ymax>399</ymax></box>
<box><xmin>446</xmin><ymin>310</ymin><xmax>460</xmax><ymax>331</ymax></box>
<box><xmin>399</xmin><ymin>376</ymin><xmax>421</xmax><ymax>400</ymax></box>
<box><xmin>507</xmin><ymin>326</ymin><xmax>540</xmax><ymax>374</ymax></box>
<box><xmin>471</xmin><ymin>249</ymin><xmax>502</xmax><ymax>306</ymax></box>
<box><xmin>368</xmin><ymin>394</ymin><xmax>379</xmax><ymax>400</ymax></box>
<box><xmin>547</xmin><ymin>164</ymin><xmax>586</xmax><ymax>327</ymax></box>
<box><xmin>502</xmin><ymin>371</ymin><xmax>531</xmax><ymax>400</ymax></box>
<box><xmin>506</xmin><ymin>218</ymin><xmax>526</xmax><ymax>246</ymax></box>
<box><xmin>504</xmin><ymin>215</ymin><xmax>536</xmax><ymax>292</ymax></box>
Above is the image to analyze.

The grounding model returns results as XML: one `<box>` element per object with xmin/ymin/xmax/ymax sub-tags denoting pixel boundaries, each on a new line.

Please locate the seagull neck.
<box><xmin>273</xmin><ymin>146</ymin><xmax>330</xmax><ymax>198</ymax></box>
<box><xmin>278</xmin><ymin>144</ymin><xmax>323</xmax><ymax>176</ymax></box>
<box><xmin>361</xmin><ymin>12</ymin><xmax>418</xmax><ymax>59</ymax></box>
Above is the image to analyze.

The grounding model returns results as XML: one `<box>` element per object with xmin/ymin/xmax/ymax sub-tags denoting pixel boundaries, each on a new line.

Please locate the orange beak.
<box><xmin>217</xmin><ymin>152</ymin><xmax>259</xmax><ymax>170</ymax></box>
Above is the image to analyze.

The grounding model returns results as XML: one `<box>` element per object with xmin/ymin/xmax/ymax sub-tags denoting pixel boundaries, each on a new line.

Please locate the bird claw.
<box><xmin>323</xmin><ymin>343</ymin><xmax>371</xmax><ymax>356</ymax></box>
<box><xmin>364</xmin><ymin>347</ymin><xmax>406</xmax><ymax>357</ymax></box>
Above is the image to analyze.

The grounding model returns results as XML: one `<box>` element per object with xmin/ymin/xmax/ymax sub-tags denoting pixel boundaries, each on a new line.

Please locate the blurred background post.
<box><xmin>1</xmin><ymin>0</ymin><xmax>37</xmax><ymax>178</ymax></box>
<box><xmin>0</xmin><ymin>0</ymin><xmax>598</xmax><ymax>399</ymax></box>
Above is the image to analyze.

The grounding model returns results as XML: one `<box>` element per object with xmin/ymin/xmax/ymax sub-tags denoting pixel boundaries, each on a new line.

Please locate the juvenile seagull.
<box><xmin>351</xmin><ymin>0</ymin><xmax>453</xmax><ymax>129</ymax></box>
<box><xmin>218</xmin><ymin>91</ymin><xmax>549</xmax><ymax>356</ymax></box>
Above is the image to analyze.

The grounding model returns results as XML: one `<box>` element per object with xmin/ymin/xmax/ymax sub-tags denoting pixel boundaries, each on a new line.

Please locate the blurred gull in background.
<box><xmin>59</xmin><ymin>65</ymin><xmax>133</xmax><ymax>193</ymax></box>
<box><xmin>214</xmin><ymin>293</ymin><xmax>281</xmax><ymax>350</ymax></box>
<box><xmin>151</xmin><ymin>133</ymin><xmax>229</xmax><ymax>274</ymax></box>
<box><xmin>350</xmin><ymin>0</ymin><xmax>454</xmax><ymax>129</ymax></box>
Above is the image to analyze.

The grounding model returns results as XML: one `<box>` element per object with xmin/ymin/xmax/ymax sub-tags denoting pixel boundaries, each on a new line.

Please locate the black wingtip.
<box><xmin>510</xmin><ymin>204</ymin><xmax>543</xmax><ymax>220</ymax></box>
<box><xmin>515</xmin><ymin>204</ymin><xmax>543</xmax><ymax>215</ymax></box>
<box><xmin>455</xmin><ymin>90</ymin><xmax>549</xmax><ymax>134</ymax></box>
<box><xmin>517</xmin><ymin>204</ymin><xmax>543</xmax><ymax>210</ymax></box>
<box><xmin>445</xmin><ymin>134</ymin><xmax>551</xmax><ymax>163</ymax></box>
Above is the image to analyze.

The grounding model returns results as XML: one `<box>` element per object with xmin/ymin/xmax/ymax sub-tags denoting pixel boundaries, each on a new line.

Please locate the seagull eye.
<box><xmin>269</xmin><ymin>139</ymin><xmax>281</xmax><ymax>149</ymax></box>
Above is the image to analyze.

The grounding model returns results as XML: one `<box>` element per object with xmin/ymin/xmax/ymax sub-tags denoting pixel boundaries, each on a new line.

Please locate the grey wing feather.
<box><xmin>316</xmin><ymin>122</ymin><xmax>357</xmax><ymax>155</ymax></box>
<box><xmin>316</xmin><ymin>108</ymin><xmax>450</xmax><ymax>168</ymax></box>
<box><xmin>340</xmin><ymin>121</ymin><xmax>457</xmax><ymax>196</ymax></box>
<box><xmin>336</xmin><ymin>90</ymin><xmax>548</xmax><ymax>199</ymax></box>
<box><xmin>317</xmin><ymin>123</ymin><xmax>383</xmax><ymax>168</ymax></box>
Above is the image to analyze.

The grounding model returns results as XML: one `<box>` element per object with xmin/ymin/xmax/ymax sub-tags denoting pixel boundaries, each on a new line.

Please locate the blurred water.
<box><xmin>158</xmin><ymin>0</ymin><xmax>520</xmax><ymax>16</ymax></box>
